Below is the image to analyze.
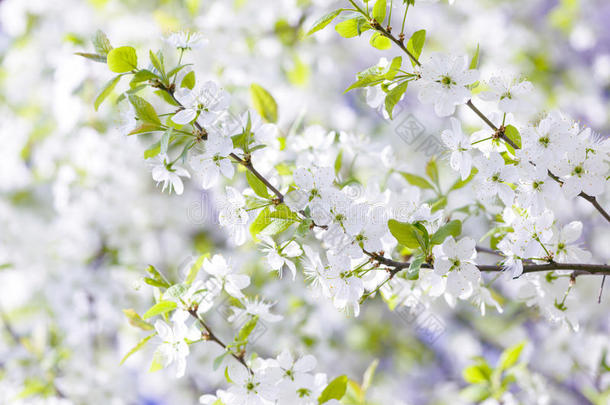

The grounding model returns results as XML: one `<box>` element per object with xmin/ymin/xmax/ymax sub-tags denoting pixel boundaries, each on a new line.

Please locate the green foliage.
<box><xmin>142</xmin><ymin>301</ymin><xmax>177</xmax><ymax>319</ymax></box>
<box><xmin>372</xmin><ymin>0</ymin><xmax>387</xmax><ymax>24</ymax></box>
<box><xmin>123</xmin><ymin>309</ymin><xmax>154</xmax><ymax>331</ymax></box>
<box><xmin>388</xmin><ymin>219</ymin><xmax>426</xmax><ymax>250</ymax></box>
<box><xmin>307</xmin><ymin>9</ymin><xmax>345</xmax><ymax>36</ymax></box>
<box><xmin>250</xmin><ymin>83</ymin><xmax>278</xmax><ymax>123</ymax></box>
<box><xmin>107</xmin><ymin>46</ymin><xmax>138</xmax><ymax>73</ymax></box>
<box><xmin>95</xmin><ymin>75</ymin><xmax>121</xmax><ymax>111</ymax></box>
<box><xmin>400</xmin><ymin>172</ymin><xmax>435</xmax><ymax>190</ymax></box>
<box><xmin>406</xmin><ymin>30</ymin><xmax>426</xmax><ymax>65</ymax></box>
<box><xmin>120</xmin><ymin>333</ymin><xmax>156</xmax><ymax>365</ymax></box>
<box><xmin>369</xmin><ymin>32</ymin><xmax>391</xmax><ymax>50</ymax></box>
<box><xmin>430</xmin><ymin>220</ymin><xmax>462</xmax><ymax>245</ymax></box>
<box><xmin>181</xmin><ymin>71</ymin><xmax>196</xmax><ymax>89</ymax></box>
<box><xmin>246</xmin><ymin>171</ymin><xmax>271</xmax><ymax>199</ymax></box>
<box><xmin>128</xmin><ymin>94</ymin><xmax>161</xmax><ymax>125</ymax></box>
<box><xmin>461</xmin><ymin>342</ymin><xmax>527</xmax><ymax>402</ymax></box>
<box><xmin>318</xmin><ymin>375</ymin><xmax>348</xmax><ymax>404</ymax></box>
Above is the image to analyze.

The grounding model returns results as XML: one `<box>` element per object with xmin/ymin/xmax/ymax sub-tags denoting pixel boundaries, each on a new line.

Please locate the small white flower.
<box><xmin>153</xmin><ymin>319</ymin><xmax>200</xmax><ymax>378</ymax></box>
<box><xmin>478</xmin><ymin>76</ymin><xmax>533</xmax><ymax>113</ymax></box>
<box><xmin>325</xmin><ymin>253</ymin><xmax>364</xmax><ymax>316</ymax></box>
<box><xmin>259</xmin><ymin>236</ymin><xmax>302</xmax><ymax>279</ymax></box>
<box><xmin>551</xmin><ymin>221</ymin><xmax>591</xmax><ymax>263</ymax></box>
<box><xmin>149</xmin><ymin>153</ymin><xmax>190</xmax><ymax>195</ymax></box>
<box><xmin>165</xmin><ymin>31</ymin><xmax>207</xmax><ymax>50</ymax></box>
<box><xmin>224</xmin><ymin>361</ymin><xmax>279</xmax><ymax>405</ymax></box>
<box><xmin>218</xmin><ymin>186</ymin><xmax>249</xmax><ymax>246</ymax></box>
<box><xmin>188</xmin><ymin>132</ymin><xmax>236</xmax><ymax>189</ymax></box>
<box><xmin>441</xmin><ymin>117</ymin><xmax>473</xmax><ymax>180</ymax></box>
<box><xmin>417</xmin><ymin>53</ymin><xmax>479</xmax><ymax>117</ymax></box>
<box><xmin>228</xmin><ymin>297</ymin><xmax>283</xmax><ymax>323</ymax></box>
<box><xmin>202</xmin><ymin>254</ymin><xmax>250</xmax><ymax>299</ymax></box>
<box><xmin>171</xmin><ymin>81</ymin><xmax>230</xmax><ymax>125</ymax></box>
<box><xmin>432</xmin><ymin>237</ymin><xmax>480</xmax><ymax>299</ymax></box>
<box><xmin>474</xmin><ymin>152</ymin><xmax>518</xmax><ymax>206</ymax></box>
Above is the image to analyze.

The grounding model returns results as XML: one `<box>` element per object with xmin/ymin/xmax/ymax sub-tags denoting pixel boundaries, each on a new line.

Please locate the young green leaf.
<box><xmin>335</xmin><ymin>18</ymin><xmax>361</xmax><ymax>38</ymax></box>
<box><xmin>250</xmin><ymin>83</ymin><xmax>278</xmax><ymax>123</ymax></box>
<box><xmin>75</xmin><ymin>52</ymin><xmax>107</xmax><ymax>63</ymax></box>
<box><xmin>400</xmin><ymin>172</ymin><xmax>435</xmax><ymax>190</ymax></box>
<box><xmin>369</xmin><ymin>32</ymin><xmax>392</xmax><ymax>50</ymax></box>
<box><xmin>123</xmin><ymin>309</ymin><xmax>154</xmax><ymax>331</ymax></box>
<box><xmin>498</xmin><ymin>342</ymin><xmax>525</xmax><ymax>371</ymax></box>
<box><xmin>469</xmin><ymin>44</ymin><xmax>480</xmax><ymax>70</ymax></box>
<box><xmin>107</xmin><ymin>46</ymin><xmax>138</xmax><ymax>73</ymax></box>
<box><xmin>92</xmin><ymin>30</ymin><xmax>113</xmax><ymax>56</ymax></box>
<box><xmin>128</xmin><ymin>94</ymin><xmax>161</xmax><ymax>125</ymax></box>
<box><xmin>120</xmin><ymin>333</ymin><xmax>156</xmax><ymax>365</ymax></box>
<box><xmin>372</xmin><ymin>0</ymin><xmax>387</xmax><ymax>24</ymax></box>
<box><xmin>406</xmin><ymin>29</ymin><xmax>426</xmax><ymax>67</ymax></box>
<box><xmin>318</xmin><ymin>375</ymin><xmax>348</xmax><ymax>404</ymax></box>
<box><xmin>246</xmin><ymin>171</ymin><xmax>271</xmax><ymax>199</ymax></box>
<box><xmin>307</xmin><ymin>9</ymin><xmax>344</xmax><ymax>36</ymax></box>
<box><xmin>384</xmin><ymin>81</ymin><xmax>408</xmax><ymax>119</ymax></box>
<box><xmin>142</xmin><ymin>300</ymin><xmax>177</xmax><ymax>320</ymax></box>
<box><xmin>94</xmin><ymin>75</ymin><xmax>121</xmax><ymax>111</ymax></box>
<box><xmin>430</xmin><ymin>220</ymin><xmax>462</xmax><ymax>245</ymax></box>
<box><xmin>388</xmin><ymin>219</ymin><xmax>424</xmax><ymax>249</ymax></box>
<box><xmin>181</xmin><ymin>71</ymin><xmax>196</xmax><ymax>89</ymax></box>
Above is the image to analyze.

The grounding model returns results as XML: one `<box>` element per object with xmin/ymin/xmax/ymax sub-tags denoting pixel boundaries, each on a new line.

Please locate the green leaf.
<box><xmin>213</xmin><ymin>352</ymin><xmax>229</xmax><ymax>370</ymax></box>
<box><xmin>75</xmin><ymin>52</ymin><xmax>107</xmax><ymax>63</ymax></box>
<box><xmin>430</xmin><ymin>220</ymin><xmax>462</xmax><ymax>245</ymax></box>
<box><xmin>406</xmin><ymin>30</ymin><xmax>426</xmax><ymax>66</ymax></box>
<box><xmin>384</xmin><ymin>56</ymin><xmax>403</xmax><ymax>80</ymax></box>
<box><xmin>388</xmin><ymin>219</ymin><xmax>424</xmax><ymax>249</ymax></box>
<box><xmin>498</xmin><ymin>342</ymin><xmax>525</xmax><ymax>371</ymax></box>
<box><xmin>334</xmin><ymin>150</ymin><xmax>343</xmax><ymax>175</ymax></box>
<box><xmin>186</xmin><ymin>254</ymin><xmax>209</xmax><ymax>284</ymax></box>
<box><xmin>407</xmin><ymin>255</ymin><xmax>425</xmax><ymax>280</ymax></box>
<box><xmin>92</xmin><ymin>30</ymin><xmax>113</xmax><ymax>55</ymax></box>
<box><xmin>160</xmin><ymin>128</ymin><xmax>172</xmax><ymax>155</ymax></box>
<box><xmin>149</xmin><ymin>50</ymin><xmax>166</xmax><ymax>81</ymax></box>
<box><xmin>463</xmin><ymin>363</ymin><xmax>492</xmax><ymax>384</ymax></box>
<box><xmin>250</xmin><ymin>207</ymin><xmax>272</xmax><ymax>239</ymax></box>
<box><xmin>335</xmin><ymin>18</ymin><xmax>361</xmax><ymax>38</ymax></box>
<box><xmin>469</xmin><ymin>44</ymin><xmax>480</xmax><ymax>70</ymax></box>
<box><xmin>372</xmin><ymin>0</ymin><xmax>387</xmax><ymax>24</ymax></box>
<box><xmin>120</xmin><ymin>333</ymin><xmax>156</xmax><ymax>365</ymax></box>
<box><xmin>307</xmin><ymin>9</ymin><xmax>344</xmax><ymax>36</ymax></box>
<box><xmin>361</xmin><ymin>359</ymin><xmax>379</xmax><ymax>394</ymax></box>
<box><xmin>149</xmin><ymin>349</ymin><xmax>164</xmax><ymax>372</ymax></box>
<box><xmin>236</xmin><ymin>316</ymin><xmax>259</xmax><ymax>344</ymax></box>
<box><xmin>318</xmin><ymin>375</ymin><xmax>348</xmax><ymax>404</ymax></box>
<box><xmin>426</xmin><ymin>158</ymin><xmax>439</xmax><ymax>185</ymax></box>
<box><xmin>145</xmin><ymin>265</ymin><xmax>170</xmax><ymax>287</ymax></box>
<box><xmin>504</xmin><ymin>124</ymin><xmax>522</xmax><ymax>152</ymax></box>
<box><xmin>430</xmin><ymin>195</ymin><xmax>448</xmax><ymax>213</ymax></box>
<box><xmin>144</xmin><ymin>144</ymin><xmax>161</xmax><ymax>159</ymax></box>
<box><xmin>250</xmin><ymin>83</ymin><xmax>278</xmax><ymax>123</ymax></box>
<box><xmin>130</xmin><ymin>69</ymin><xmax>158</xmax><ymax>87</ymax></box>
<box><xmin>246</xmin><ymin>171</ymin><xmax>270</xmax><ymax>199</ymax></box>
<box><xmin>449</xmin><ymin>167</ymin><xmax>478</xmax><ymax>191</ymax></box>
<box><xmin>384</xmin><ymin>81</ymin><xmax>408</xmax><ymax>119</ymax></box>
<box><xmin>142</xmin><ymin>301</ymin><xmax>177</xmax><ymax>320</ymax></box>
<box><xmin>107</xmin><ymin>46</ymin><xmax>138</xmax><ymax>73</ymax></box>
<box><xmin>123</xmin><ymin>309</ymin><xmax>154</xmax><ymax>331</ymax></box>
<box><xmin>181</xmin><ymin>71</ymin><xmax>196</xmax><ymax>89</ymax></box>
<box><xmin>128</xmin><ymin>94</ymin><xmax>161</xmax><ymax>125</ymax></box>
<box><xmin>128</xmin><ymin>123</ymin><xmax>165</xmax><ymax>136</ymax></box>
<box><xmin>95</xmin><ymin>75</ymin><xmax>121</xmax><ymax>111</ymax></box>
<box><xmin>400</xmin><ymin>172</ymin><xmax>435</xmax><ymax>190</ymax></box>
<box><xmin>369</xmin><ymin>32</ymin><xmax>391</xmax><ymax>50</ymax></box>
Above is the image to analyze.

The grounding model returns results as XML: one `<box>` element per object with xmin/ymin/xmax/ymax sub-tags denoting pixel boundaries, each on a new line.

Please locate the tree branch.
<box><xmin>366</xmin><ymin>251</ymin><xmax>610</xmax><ymax>277</ymax></box>
<box><xmin>187</xmin><ymin>309</ymin><xmax>253</xmax><ymax>374</ymax></box>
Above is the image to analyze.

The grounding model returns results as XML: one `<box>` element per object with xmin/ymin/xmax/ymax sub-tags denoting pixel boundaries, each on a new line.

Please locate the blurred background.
<box><xmin>0</xmin><ymin>0</ymin><xmax>609</xmax><ymax>404</ymax></box>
